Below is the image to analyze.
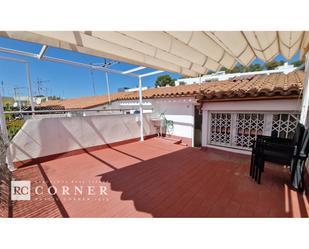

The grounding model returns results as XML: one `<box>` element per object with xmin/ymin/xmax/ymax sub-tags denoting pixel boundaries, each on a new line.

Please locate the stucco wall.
<box><xmin>9</xmin><ymin>114</ymin><xmax>156</xmax><ymax>162</ymax></box>
<box><xmin>108</xmin><ymin>97</ymin><xmax>196</xmax><ymax>143</ymax></box>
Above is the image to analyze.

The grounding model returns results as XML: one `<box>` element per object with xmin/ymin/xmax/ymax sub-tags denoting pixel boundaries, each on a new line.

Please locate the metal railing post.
<box><xmin>0</xmin><ymin>92</ymin><xmax>15</xmax><ymax>171</ymax></box>
<box><xmin>300</xmin><ymin>52</ymin><xmax>309</xmax><ymax>126</ymax></box>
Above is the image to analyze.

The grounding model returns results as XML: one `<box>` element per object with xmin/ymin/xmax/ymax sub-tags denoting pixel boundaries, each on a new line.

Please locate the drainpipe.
<box><xmin>138</xmin><ymin>76</ymin><xmax>144</xmax><ymax>141</ymax></box>
<box><xmin>300</xmin><ymin>52</ymin><xmax>309</xmax><ymax>126</ymax></box>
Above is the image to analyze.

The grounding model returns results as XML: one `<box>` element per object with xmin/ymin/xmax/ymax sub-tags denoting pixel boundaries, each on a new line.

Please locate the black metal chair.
<box><xmin>250</xmin><ymin>123</ymin><xmax>307</xmax><ymax>190</ymax></box>
<box><xmin>290</xmin><ymin>129</ymin><xmax>309</xmax><ymax>191</ymax></box>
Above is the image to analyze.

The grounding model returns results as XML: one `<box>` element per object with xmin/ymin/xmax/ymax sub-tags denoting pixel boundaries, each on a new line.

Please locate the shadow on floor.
<box><xmin>97</xmin><ymin>147</ymin><xmax>309</xmax><ymax>217</ymax></box>
<box><xmin>12</xmin><ymin>163</ymin><xmax>69</xmax><ymax>218</ymax></box>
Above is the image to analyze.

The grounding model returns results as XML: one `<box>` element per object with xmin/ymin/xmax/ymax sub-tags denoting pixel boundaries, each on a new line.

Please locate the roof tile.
<box><xmin>40</xmin><ymin>71</ymin><xmax>305</xmax><ymax>109</ymax></box>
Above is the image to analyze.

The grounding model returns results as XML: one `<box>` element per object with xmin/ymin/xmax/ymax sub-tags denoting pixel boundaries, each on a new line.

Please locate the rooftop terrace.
<box><xmin>12</xmin><ymin>137</ymin><xmax>309</xmax><ymax>218</ymax></box>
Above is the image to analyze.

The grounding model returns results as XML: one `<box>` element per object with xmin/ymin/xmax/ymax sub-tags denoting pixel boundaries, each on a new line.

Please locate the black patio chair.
<box><xmin>250</xmin><ymin>123</ymin><xmax>307</xmax><ymax>190</ymax></box>
<box><xmin>290</xmin><ymin>129</ymin><xmax>309</xmax><ymax>191</ymax></box>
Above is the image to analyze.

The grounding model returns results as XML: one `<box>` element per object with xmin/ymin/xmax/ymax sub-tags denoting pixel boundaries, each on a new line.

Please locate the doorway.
<box><xmin>194</xmin><ymin>105</ymin><xmax>202</xmax><ymax>147</ymax></box>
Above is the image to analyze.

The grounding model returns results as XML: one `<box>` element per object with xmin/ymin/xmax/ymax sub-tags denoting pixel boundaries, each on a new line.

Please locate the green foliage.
<box><xmin>220</xmin><ymin>60</ymin><xmax>304</xmax><ymax>74</ymax></box>
<box><xmin>291</xmin><ymin>60</ymin><xmax>305</xmax><ymax>67</ymax></box>
<box><xmin>247</xmin><ymin>63</ymin><xmax>264</xmax><ymax>72</ymax></box>
<box><xmin>6</xmin><ymin>119</ymin><xmax>25</xmax><ymax>140</ymax></box>
<box><xmin>155</xmin><ymin>75</ymin><xmax>175</xmax><ymax>87</ymax></box>
<box><xmin>264</xmin><ymin>60</ymin><xmax>284</xmax><ymax>70</ymax></box>
<box><xmin>221</xmin><ymin>64</ymin><xmax>264</xmax><ymax>74</ymax></box>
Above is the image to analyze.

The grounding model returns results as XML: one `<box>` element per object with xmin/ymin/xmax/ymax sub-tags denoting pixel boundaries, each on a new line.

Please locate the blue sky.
<box><xmin>0</xmin><ymin>36</ymin><xmax>301</xmax><ymax>99</ymax></box>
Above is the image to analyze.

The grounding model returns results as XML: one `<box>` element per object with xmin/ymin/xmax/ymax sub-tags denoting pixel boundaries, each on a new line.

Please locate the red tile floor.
<box><xmin>12</xmin><ymin>137</ymin><xmax>309</xmax><ymax>217</ymax></box>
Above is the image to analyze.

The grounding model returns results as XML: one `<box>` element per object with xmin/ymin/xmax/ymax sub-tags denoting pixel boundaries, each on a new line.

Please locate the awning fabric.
<box><xmin>0</xmin><ymin>31</ymin><xmax>308</xmax><ymax>77</ymax></box>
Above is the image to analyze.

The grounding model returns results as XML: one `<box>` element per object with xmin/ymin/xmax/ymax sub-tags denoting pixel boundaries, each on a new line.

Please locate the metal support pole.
<box><xmin>0</xmin><ymin>91</ymin><xmax>15</xmax><ymax>171</ymax></box>
<box><xmin>25</xmin><ymin>63</ymin><xmax>35</xmax><ymax>116</ymax></box>
<box><xmin>105</xmin><ymin>72</ymin><xmax>111</xmax><ymax>105</ymax></box>
<box><xmin>37</xmin><ymin>45</ymin><xmax>48</xmax><ymax>59</ymax></box>
<box><xmin>300</xmin><ymin>52</ymin><xmax>309</xmax><ymax>126</ymax></box>
<box><xmin>138</xmin><ymin>76</ymin><xmax>144</xmax><ymax>141</ymax></box>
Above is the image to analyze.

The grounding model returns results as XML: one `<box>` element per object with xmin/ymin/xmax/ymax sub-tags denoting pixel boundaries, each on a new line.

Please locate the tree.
<box><xmin>291</xmin><ymin>60</ymin><xmax>305</xmax><ymax>67</ymax></box>
<box><xmin>264</xmin><ymin>60</ymin><xmax>284</xmax><ymax>70</ymax></box>
<box><xmin>221</xmin><ymin>63</ymin><xmax>264</xmax><ymax>74</ymax></box>
<box><xmin>247</xmin><ymin>63</ymin><xmax>264</xmax><ymax>72</ymax></box>
<box><xmin>155</xmin><ymin>75</ymin><xmax>175</xmax><ymax>87</ymax></box>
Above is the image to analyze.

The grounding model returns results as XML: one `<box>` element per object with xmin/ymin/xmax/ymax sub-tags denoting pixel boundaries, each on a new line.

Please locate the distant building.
<box><xmin>12</xmin><ymin>96</ymin><xmax>51</xmax><ymax>108</ymax></box>
<box><xmin>118</xmin><ymin>87</ymin><xmax>130</xmax><ymax>92</ymax></box>
<box><xmin>175</xmin><ymin>62</ymin><xmax>298</xmax><ymax>86</ymax></box>
<box><xmin>118</xmin><ymin>86</ymin><xmax>148</xmax><ymax>92</ymax></box>
<box><xmin>124</xmin><ymin>86</ymin><xmax>148</xmax><ymax>92</ymax></box>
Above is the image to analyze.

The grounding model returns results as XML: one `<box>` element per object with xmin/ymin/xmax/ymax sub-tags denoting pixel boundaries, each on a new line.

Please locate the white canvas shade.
<box><xmin>1</xmin><ymin>31</ymin><xmax>308</xmax><ymax>77</ymax></box>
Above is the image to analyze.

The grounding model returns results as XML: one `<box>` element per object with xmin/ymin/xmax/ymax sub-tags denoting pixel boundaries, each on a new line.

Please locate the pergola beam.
<box><xmin>0</xmin><ymin>46</ymin><xmax>141</xmax><ymax>78</ymax></box>
<box><xmin>139</xmin><ymin>70</ymin><xmax>163</xmax><ymax>78</ymax></box>
<box><xmin>37</xmin><ymin>45</ymin><xmax>48</xmax><ymax>59</ymax></box>
<box><xmin>122</xmin><ymin>66</ymin><xmax>146</xmax><ymax>74</ymax></box>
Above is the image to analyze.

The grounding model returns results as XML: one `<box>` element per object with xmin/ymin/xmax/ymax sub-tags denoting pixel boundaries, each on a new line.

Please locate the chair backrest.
<box><xmin>299</xmin><ymin>129</ymin><xmax>309</xmax><ymax>156</ymax></box>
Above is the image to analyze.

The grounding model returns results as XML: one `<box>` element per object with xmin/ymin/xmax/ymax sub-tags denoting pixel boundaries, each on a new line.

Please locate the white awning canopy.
<box><xmin>1</xmin><ymin>31</ymin><xmax>308</xmax><ymax>77</ymax></box>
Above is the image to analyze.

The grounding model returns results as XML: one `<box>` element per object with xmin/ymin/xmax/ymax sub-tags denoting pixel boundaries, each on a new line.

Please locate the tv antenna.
<box><xmin>36</xmin><ymin>78</ymin><xmax>50</xmax><ymax>96</ymax></box>
<box><xmin>91</xmin><ymin>59</ymin><xmax>119</xmax><ymax>103</ymax></box>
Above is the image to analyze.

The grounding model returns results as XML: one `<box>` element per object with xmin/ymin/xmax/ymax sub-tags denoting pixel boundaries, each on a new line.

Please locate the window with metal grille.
<box><xmin>209</xmin><ymin>112</ymin><xmax>300</xmax><ymax>150</ymax></box>
<box><xmin>271</xmin><ymin>113</ymin><xmax>300</xmax><ymax>139</ymax></box>
<box><xmin>210</xmin><ymin>113</ymin><xmax>232</xmax><ymax>146</ymax></box>
<box><xmin>235</xmin><ymin>113</ymin><xmax>264</xmax><ymax>148</ymax></box>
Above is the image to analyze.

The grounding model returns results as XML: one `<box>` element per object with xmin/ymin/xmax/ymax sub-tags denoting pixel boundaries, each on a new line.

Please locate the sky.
<box><xmin>0</xmin><ymin>36</ymin><xmax>302</xmax><ymax>99</ymax></box>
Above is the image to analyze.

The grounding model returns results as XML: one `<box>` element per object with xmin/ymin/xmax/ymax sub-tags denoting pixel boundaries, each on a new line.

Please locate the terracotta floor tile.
<box><xmin>11</xmin><ymin>138</ymin><xmax>309</xmax><ymax>218</ymax></box>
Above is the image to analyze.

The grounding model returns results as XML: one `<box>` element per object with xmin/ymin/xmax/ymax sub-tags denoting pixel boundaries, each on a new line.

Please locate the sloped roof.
<box><xmin>40</xmin><ymin>71</ymin><xmax>304</xmax><ymax>109</ymax></box>
<box><xmin>199</xmin><ymin>70</ymin><xmax>304</xmax><ymax>101</ymax></box>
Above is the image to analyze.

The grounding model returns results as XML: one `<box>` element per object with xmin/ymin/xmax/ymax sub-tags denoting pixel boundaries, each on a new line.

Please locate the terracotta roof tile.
<box><xmin>40</xmin><ymin>71</ymin><xmax>305</xmax><ymax>109</ymax></box>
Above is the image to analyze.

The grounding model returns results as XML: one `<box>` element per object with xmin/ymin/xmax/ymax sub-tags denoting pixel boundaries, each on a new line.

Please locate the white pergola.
<box><xmin>0</xmin><ymin>31</ymin><xmax>309</xmax><ymax>170</ymax></box>
<box><xmin>0</xmin><ymin>43</ymin><xmax>164</xmax><ymax>170</ymax></box>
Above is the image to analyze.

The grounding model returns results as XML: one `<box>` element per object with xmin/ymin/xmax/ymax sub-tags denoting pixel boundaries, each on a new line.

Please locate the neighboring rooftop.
<box><xmin>40</xmin><ymin>71</ymin><xmax>305</xmax><ymax>109</ymax></box>
<box><xmin>175</xmin><ymin>62</ymin><xmax>298</xmax><ymax>86</ymax></box>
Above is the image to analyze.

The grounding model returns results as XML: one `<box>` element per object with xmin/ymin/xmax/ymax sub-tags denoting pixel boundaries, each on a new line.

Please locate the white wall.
<box><xmin>151</xmin><ymin>98</ymin><xmax>195</xmax><ymax>141</ymax></box>
<box><xmin>98</xmin><ymin>97</ymin><xmax>196</xmax><ymax>141</ymax></box>
<box><xmin>10</xmin><ymin>114</ymin><xmax>156</xmax><ymax>162</ymax></box>
<box><xmin>202</xmin><ymin>98</ymin><xmax>302</xmax><ymax>154</ymax></box>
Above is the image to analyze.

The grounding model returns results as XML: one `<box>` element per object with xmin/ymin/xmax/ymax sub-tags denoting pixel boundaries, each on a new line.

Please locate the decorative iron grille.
<box><xmin>235</xmin><ymin>113</ymin><xmax>264</xmax><ymax>148</ymax></box>
<box><xmin>209</xmin><ymin>112</ymin><xmax>300</xmax><ymax>150</ymax></box>
<box><xmin>271</xmin><ymin>113</ymin><xmax>300</xmax><ymax>139</ymax></box>
<box><xmin>210</xmin><ymin>113</ymin><xmax>232</xmax><ymax>146</ymax></box>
